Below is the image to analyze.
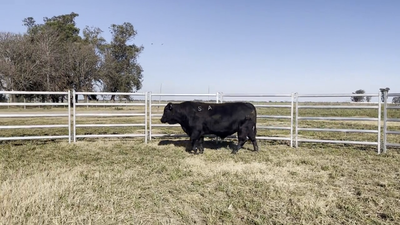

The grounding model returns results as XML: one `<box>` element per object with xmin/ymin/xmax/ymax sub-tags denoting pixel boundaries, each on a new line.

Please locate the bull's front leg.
<box><xmin>189</xmin><ymin>131</ymin><xmax>202</xmax><ymax>154</ymax></box>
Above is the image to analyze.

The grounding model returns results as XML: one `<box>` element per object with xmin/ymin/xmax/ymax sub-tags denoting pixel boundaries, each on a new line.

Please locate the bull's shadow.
<box><xmin>158</xmin><ymin>139</ymin><xmax>237</xmax><ymax>151</ymax></box>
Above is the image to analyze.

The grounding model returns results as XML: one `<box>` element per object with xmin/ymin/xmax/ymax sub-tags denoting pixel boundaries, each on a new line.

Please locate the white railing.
<box><xmin>0</xmin><ymin>91</ymin><xmax>71</xmax><ymax>142</ymax></box>
<box><xmin>72</xmin><ymin>91</ymin><xmax>148</xmax><ymax>143</ymax></box>
<box><xmin>382</xmin><ymin>90</ymin><xmax>400</xmax><ymax>152</ymax></box>
<box><xmin>220</xmin><ymin>93</ymin><xmax>295</xmax><ymax>147</ymax></box>
<box><xmin>2</xmin><ymin>90</ymin><xmax>398</xmax><ymax>153</ymax></box>
<box><xmin>148</xmin><ymin>93</ymin><xmax>220</xmax><ymax>140</ymax></box>
<box><xmin>295</xmin><ymin>93</ymin><xmax>382</xmax><ymax>153</ymax></box>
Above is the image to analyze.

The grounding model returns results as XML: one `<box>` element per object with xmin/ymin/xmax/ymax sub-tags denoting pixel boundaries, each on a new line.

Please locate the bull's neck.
<box><xmin>175</xmin><ymin>110</ymin><xmax>189</xmax><ymax>126</ymax></box>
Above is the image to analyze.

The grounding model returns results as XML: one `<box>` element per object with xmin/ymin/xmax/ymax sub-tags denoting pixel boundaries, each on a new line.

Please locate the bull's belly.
<box><xmin>204</xmin><ymin>130</ymin><xmax>237</xmax><ymax>139</ymax></box>
<box><xmin>201</xmin><ymin>123</ymin><xmax>240</xmax><ymax>139</ymax></box>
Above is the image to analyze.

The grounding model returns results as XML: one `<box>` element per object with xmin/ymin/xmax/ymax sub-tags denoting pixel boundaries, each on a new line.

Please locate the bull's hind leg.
<box><xmin>248</xmin><ymin>123</ymin><xmax>259</xmax><ymax>152</ymax></box>
<box><xmin>198</xmin><ymin>136</ymin><xmax>205</xmax><ymax>154</ymax></box>
<box><xmin>232</xmin><ymin>129</ymin><xmax>247</xmax><ymax>154</ymax></box>
<box><xmin>232</xmin><ymin>120</ymin><xmax>258</xmax><ymax>154</ymax></box>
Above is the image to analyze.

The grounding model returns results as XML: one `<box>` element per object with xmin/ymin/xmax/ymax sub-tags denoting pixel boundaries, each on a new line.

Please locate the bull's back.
<box><xmin>191</xmin><ymin>102</ymin><xmax>256</xmax><ymax>136</ymax></box>
<box><xmin>179</xmin><ymin>101</ymin><xmax>257</xmax><ymax>122</ymax></box>
<box><xmin>210</xmin><ymin>102</ymin><xmax>256</xmax><ymax>121</ymax></box>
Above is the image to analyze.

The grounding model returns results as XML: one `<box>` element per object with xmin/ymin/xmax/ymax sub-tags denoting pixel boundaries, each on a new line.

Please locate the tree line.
<box><xmin>0</xmin><ymin>12</ymin><xmax>143</xmax><ymax>101</ymax></box>
<box><xmin>351</xmin><ymin>89</ymin><xmax>400</xmax><ymax>103</ymax></box>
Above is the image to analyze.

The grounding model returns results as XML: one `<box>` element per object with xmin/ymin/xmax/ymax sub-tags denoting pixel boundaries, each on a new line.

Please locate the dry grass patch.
<box><xmin>1</xmin><ymin>138</ymin><xmax>400</xmax><ymax>224</ymax></box>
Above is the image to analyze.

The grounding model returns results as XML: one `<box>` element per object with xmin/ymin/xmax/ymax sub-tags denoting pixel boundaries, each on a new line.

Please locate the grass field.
<box><xmin>1</xmin><ymin>139</ymin><xmax>400</xmax><ymax>224</ymax></box>
<box><xmin>1</xmin><ymin>103</ymin><xmax>400</xmax><ymax>224</ymax></box>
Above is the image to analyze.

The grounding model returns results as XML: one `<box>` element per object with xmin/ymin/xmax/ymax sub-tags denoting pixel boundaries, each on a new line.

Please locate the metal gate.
<box><xmin>295</xmin><ymin>93</ymin><xmax>382</xmax><ymax>153</ymax></box>
<box><xmin>72</xmin><ymin>91</ymin><xmax>148</xmax><ymax>143</ymax></box>
<box><xmin>0</xmin><ymin>91</ymin><xmax>71</xmax><ymax>142</ymax></box>
<box><xmin>381</xmin><ymin>88</ymin><xmax>400</xmax><ymax>153</ymax></box>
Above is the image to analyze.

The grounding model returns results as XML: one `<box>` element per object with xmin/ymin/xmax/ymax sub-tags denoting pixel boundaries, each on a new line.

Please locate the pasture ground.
<box><xmin>1</xmin><ymin>138</ymin><xmax>400</xmax><ymax>224</ymax></box>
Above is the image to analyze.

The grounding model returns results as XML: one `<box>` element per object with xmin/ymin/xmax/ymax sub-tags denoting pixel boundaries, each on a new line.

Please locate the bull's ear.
<box><xmin>167</xmin><ymin>103</ymin><xmax>173</xmax><ymax>110</ymax></box>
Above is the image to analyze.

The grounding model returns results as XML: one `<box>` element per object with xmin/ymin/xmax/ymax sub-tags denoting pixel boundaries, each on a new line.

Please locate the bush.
<box><xmin>351</xmin><ymin>89</ymin><xmax>366</xmax><ymax>102</ymax></box>
<box><xmin>392</xmin><ymin>96</ymin><xmax>400</xmax><ymax>104</ymax></box>
<box><xmin>0</xmin><ymin>94</ymin><xmax>7</xmax><ymax>102</ymax></box>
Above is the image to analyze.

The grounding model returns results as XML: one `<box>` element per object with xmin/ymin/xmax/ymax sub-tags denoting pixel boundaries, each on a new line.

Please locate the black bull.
<box><xmin>160</xmin><ymin>101</ymin><xmax>259</xmax><ymax>154</ymax></box>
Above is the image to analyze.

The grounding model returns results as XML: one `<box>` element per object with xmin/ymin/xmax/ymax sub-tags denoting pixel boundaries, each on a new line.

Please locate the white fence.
<box><xmin>295</xmin><ymin>93</ymin><xmax>382</xmax><ymax>153</ymax></box>
<box><xmin>382</xmin><ymin>90</ymin><xmax>400</xmax><ymax>152</ymax></box>
<box><xmin>0</xmin><ymin>91</ymin><xmax>71</xmax><ymax>142</ymax></box>
<box><xmin>2</xmin><ymin>90</ymin><xmax>400</xmax><ymax>153</ymax></box>
<box><xmin>72</xmin><ymin>91</ymin><xmax>148</xmax><ymax>143</ymax></box>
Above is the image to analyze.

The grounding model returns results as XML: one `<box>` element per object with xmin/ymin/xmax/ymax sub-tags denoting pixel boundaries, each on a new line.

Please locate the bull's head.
<box><xmin>160</xmin><ymin>102</ymin><xmax>178</xmax><ymax>124</ymax></box>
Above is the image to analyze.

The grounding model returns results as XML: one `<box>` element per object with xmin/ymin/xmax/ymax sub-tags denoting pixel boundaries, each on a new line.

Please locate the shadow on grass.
<box><xmin>0</xmin><ymin>139</ymin><xmax>60</xmax><ymax>147</ymax></box>
<box><xmin>158</xmin><ymin>139</ymin><xmax>236</xmax><ymax>152</ymax></box>
<box><xmin>158</xmin><ymin>139</ymin><xmax>274</xmax><ymax>154</ymax></box>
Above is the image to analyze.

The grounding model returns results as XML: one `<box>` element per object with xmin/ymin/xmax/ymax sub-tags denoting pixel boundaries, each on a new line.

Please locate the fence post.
<box><xmin>380</xmin><ymin>87</ymin><xmax>390</xmax><ymax>153</ymax></box>
<box><xmin>290</xmin><ymin>93</ymin><xmax>295</xmax><ymax>148</ymax></box>
<box><xmin>68</xmin><ymin>90</ymin><xmax>72</xmax><ymax>143</ymax></box>
<box><xmin>144</xmin><ymin>92</ymin><xmax>148</xmax><ymax>144</ymax></box>
<box><xmin>377</xmin><ymin>92</ymin><xmax>382</xmax><ymax>154</ymax></box>
<box><xmin>73</xmin><ymin>90</ymin><xmax>77</xmax><ymax>143</ymax></box>
<box><xmin>148</xmin><ymin>92</ymin><xmax>152</xmax><ymax>141</ymax></box>
<box><xmin>295</xmin><ymin>93</ymin><xmax>299</xmax><ymax>148</ymax></box>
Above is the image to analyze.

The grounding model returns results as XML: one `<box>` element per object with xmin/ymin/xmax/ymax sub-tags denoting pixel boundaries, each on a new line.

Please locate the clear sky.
<box><xmin>1</xmin><ymin>0</ymin><xmax>399</xmax><ymax>96</ymax></box>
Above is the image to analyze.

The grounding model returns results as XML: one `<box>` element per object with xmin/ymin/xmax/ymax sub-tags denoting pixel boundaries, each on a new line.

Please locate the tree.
<box><xmin>351</xmin><ymin>89</ymin><xmax>366</xmax><ymax>102</ymax></box>
<box><xmin>0</xmin><ymin>93</ymin><xmax>6</xmax><ymax>102</ymax></box>
<box><xmin>0</xmin><ymin>13</ymin><xmax>101</xmax><ymax>94</ymax></box>
<box><xmin>100</xmin><ymin>22</ymin><xmax>144</xmax><ymax>100</ymax></box>
<box><xmin>64</xmin><ymin>41</ymin><xmax>100</xmax><ymax>92</ymax></box>
<box><xmin>380</xmin><ymin>87</ymin><xmax>390</xmax><ymax>102</ymax></box>
<box><xmin>0</xmin><ymin>32</ymin><xmax>43</xmax><ymax>92</ymax></box>
<box><xmin>0</xmin><ymin>13</ymin><xmax>144</xmax><ymax>98</ymax></box>
<box><xmin>0</xmin><ymin>32</ymin><xmax>17</xmax><ymax>90</ymax></box>
<box><xmin>24</xmin><ymin>12</ymin><xmax>83</xmax><ymax>92</ymax></box>
<box><xmin>392</xmin><ymin>96</ymin><xmax>400</xmax><ymax>104</ymax></box>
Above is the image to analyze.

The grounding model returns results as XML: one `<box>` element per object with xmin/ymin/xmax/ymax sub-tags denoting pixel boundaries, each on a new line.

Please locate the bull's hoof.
<box><xmin>231</xmin><ymin>150</ymin><xmax>238</xmax><ymax>154</ymax></box>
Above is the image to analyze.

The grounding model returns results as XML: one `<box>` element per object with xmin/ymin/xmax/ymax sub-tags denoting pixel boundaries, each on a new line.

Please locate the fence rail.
<box><xmin>1</xmin><ymin>90</ymin><xmax>400</xmax><ymax>153</ymax></box>
<box><xmin>0</xmin><ymin>90</ymin><xmax>71</xmax><ymax>142</ymax></box>
<box><xmin>295</xmin><ymin>93</ymin><xmax>382</xmax><ymax>153</ymax></box>
<box><xmin>72</xmin><ymin>91</ymin><xmax>148</xmax><ymax>143</ymax></box>
<box><xmin>382</xmin><ymin>90</ymin><xmax>400</xmax><ymax>152</ymax></box>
